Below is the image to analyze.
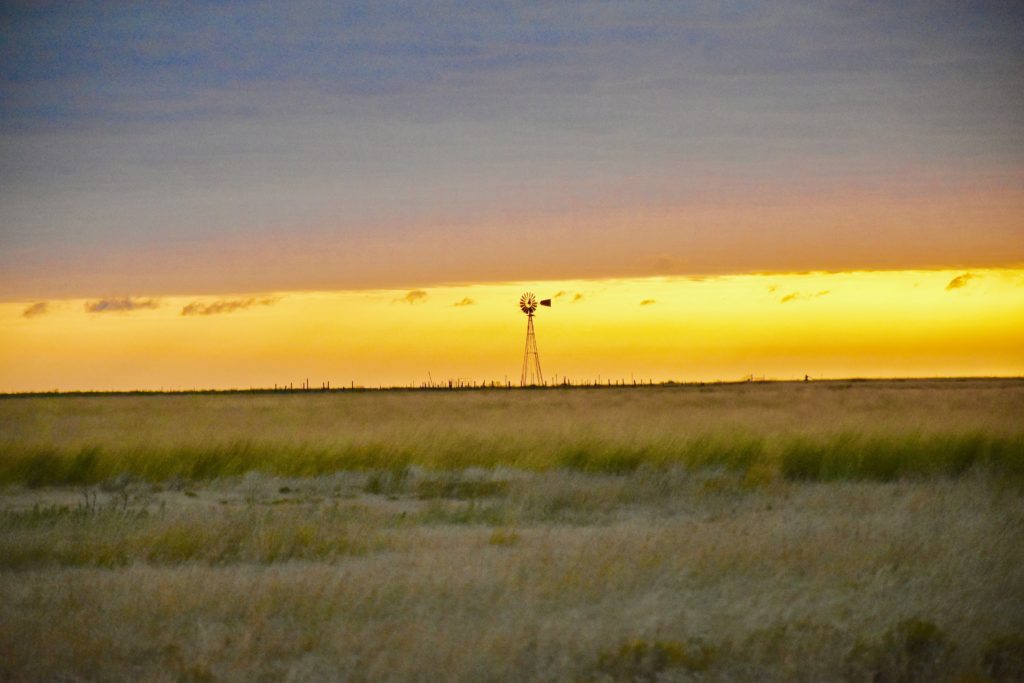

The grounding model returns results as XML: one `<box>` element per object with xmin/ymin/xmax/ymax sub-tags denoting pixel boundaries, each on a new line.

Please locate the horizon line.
<box><xmin>3</xmin><ymin>375</ymin><xmax>1022</xmax><ymax>399</ymax></box>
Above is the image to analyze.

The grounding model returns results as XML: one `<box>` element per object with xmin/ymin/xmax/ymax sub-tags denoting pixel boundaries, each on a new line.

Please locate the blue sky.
<box><xmin>1</xmin><ymin>1</ymin><xmax>1022</xmax><ymax>298</ymax></box>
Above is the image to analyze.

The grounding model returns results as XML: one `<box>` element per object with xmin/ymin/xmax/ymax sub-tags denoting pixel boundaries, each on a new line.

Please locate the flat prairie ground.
<box><xmin>1</xmin><ymin>379</ymin><xmax>1023</xmax><ymax>682</ymax></box>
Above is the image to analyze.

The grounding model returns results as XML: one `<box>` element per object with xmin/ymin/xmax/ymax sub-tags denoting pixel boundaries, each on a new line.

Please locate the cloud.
<box><xmin>84</xmin><ymin>297</ymin><xmax>159</xmax><ymax>313</ymax></box>
<box><xmin>397</xmin><ymin>290</ymin><xmax>428</xmax><ymax>304</ymax></box>
<box><xmin>572</xmin><ymin>293</ymin><xmax>584</xmax><ymax>302</ymax></box>
<box><xmin>6</xmin><ymin>3</ymin><xmax>1020</xmax><ymax>300</ymax></box>
<box><xmin>945</xmin><ymin>273</ymin><xmax>976</xmax><ymax>291</ymax></box>
<box><xmin>181</xmin><ymin>297</ymin><xmax>276</xmax><ymax>316</ymax></box>
<box><xmin>21</xmin><ymin>302</ymin><xmax>49</xmax><ymax>318</ymax></box>
<box><xmin>780</xmin><ymin>290</ymin><xmax>829</xmax><ymax>304</ymax></box>
<box><xmin>553</xmin><ymin>291</ymin><xmax>568</xmax><ymax>299</ymax></box>
<box><xmin>640</xmin><ymin>299</ymin><xmax>656</xmax><ymax>306</ymax></box>
<box><xmin>767</xmin><ymin>285</ymin><xmax>778</xmax><ymax>294</ymax></box>
<box><xmin>453</xmin><ymin>297</ymin><xmax>474</xmax><ymax>307</ymax></box>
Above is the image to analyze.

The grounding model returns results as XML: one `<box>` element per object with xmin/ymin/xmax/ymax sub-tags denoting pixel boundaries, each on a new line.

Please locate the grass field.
<box><xmin>2</xmin><ymin>379</ymin><xmax>1023</xmax><ymax>485</ymax></box>
<box><xmin>1</xmin><ymin>380</ymin><xmax>1023</xmax><ymax>681</ymax></box>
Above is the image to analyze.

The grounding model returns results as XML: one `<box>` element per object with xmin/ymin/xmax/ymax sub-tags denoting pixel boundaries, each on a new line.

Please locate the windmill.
<box><xmin>519</xmin><ymin>292</ymin><xmax>551</xmax><ymax>386</ymax></box>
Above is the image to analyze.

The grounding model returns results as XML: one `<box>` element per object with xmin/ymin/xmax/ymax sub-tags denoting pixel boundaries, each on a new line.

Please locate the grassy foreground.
<box><xmin>1</xmin><ymin>472</ymin><xmax>1022</xmax><ymax>682</ymax></box>
<box><xmin>1</xmin><ymin>380</ymin><xmax>1023</xmax><ymax>681</ymax></box>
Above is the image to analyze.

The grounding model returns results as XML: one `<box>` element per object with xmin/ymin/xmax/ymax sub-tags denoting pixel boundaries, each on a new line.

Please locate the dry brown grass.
<box><xmin>1</xmin><ymin>381</ymin><xmax>1023</xmax><ymax>681</ymax></box>
<box><xmin>1</xmin><ymin>471</ymin><xmax>1022</xmax><ymax>681</ymax></box>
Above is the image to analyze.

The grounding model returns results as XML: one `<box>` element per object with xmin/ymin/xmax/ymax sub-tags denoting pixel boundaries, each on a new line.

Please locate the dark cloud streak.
<box><xmin>945</xmin><ymin>273</ymin><xmax>976</xmax><ymax>291</ymax></box>
<box><xmin>84</xmin><ymin>297</ymin><xmax>159</xmax><ymax>313</ymax></box>
<box><xmin>180</xmin><ymin>297</ymin><xmax>276</xmax><ymax>316</ymax></box>
<box><xmin>21</xmin><ymin>301</ymin><xmax>49</xmax><ymax>318</ymax></box>
<box><xmin>780</xmin><ymin>290</ymin><xmax>829</xmax><ymax>304</ymax></box>
<box><xmin>397</xmin><ymin>290</ymin><xmax>427</xmax><ymax>304</ymax></box>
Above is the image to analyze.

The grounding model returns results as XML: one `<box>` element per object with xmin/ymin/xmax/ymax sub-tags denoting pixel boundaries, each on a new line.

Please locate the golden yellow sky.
<box><xmin>1</xmin><ymin>268</ymin><xmax>1022</xmax><ymax>392</ymax></box>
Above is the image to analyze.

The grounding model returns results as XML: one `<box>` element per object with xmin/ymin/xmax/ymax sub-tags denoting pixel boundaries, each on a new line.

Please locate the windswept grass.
<box><xmin>2</xmin><ymin>380</ymin><xmax>1022</xmax><ymax>681</ymax></box>
<box><xmin>1</xmin><ymin>430</ymin><xmax>1020</xmax><ymax>487</ymax></box>
<box><xmin>780</xmin><ymin>431</ymin><xmax>1024</xmax><ymax>481</ymax></box>
<box><xmin>1</xmin><ymin>475</ymin><xmax>1022</xmax><ymax>681</ymax></box>
<box><xmin>1</xmin><ymin>380</ymin><xmax>1022</xmax><ymax>485</ymax></box>
<box><xmin>0</xmin><ymin>501</ymin><xmax>376</xmax><ymax>569</ymax></box>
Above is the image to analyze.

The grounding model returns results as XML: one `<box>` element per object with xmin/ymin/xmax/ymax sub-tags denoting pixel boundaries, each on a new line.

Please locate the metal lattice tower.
<box><xmin>519</xmin><ymin>292</ymin><xmax>550</xmax><ymax>386</ymax></box>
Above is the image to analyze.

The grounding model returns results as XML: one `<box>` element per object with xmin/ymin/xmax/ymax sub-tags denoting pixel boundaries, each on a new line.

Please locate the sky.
<box><xmin>1</xmin><ymin>2</ymin><xmax>1022</xmax><ymax>389</ymax></box>
<box><xmin>1</xmin><ymin>269</ymin><xmax>1022</xmax><ymax>391</ymax></box>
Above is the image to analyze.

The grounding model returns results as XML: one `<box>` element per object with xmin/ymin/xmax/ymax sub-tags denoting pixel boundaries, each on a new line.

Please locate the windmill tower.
<box><xmin>519</xmin><ymin>292</ymin><xmax>551</xmax><ymax>386</ymax></box>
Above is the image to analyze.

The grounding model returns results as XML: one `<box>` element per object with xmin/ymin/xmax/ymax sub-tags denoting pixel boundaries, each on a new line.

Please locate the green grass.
<box><xmin>2</xmin><ymin>380</ymin><xmax>1021</xmax><ymax>486</ymax></box>
<box><xmin>1</xmin><ymin>430</ymin><xmax>1021</xmax><ymax>487</ymax></box>
<box><xmin>779</xmin><ymin>431</ymin><xmax>1024</xmax><ymax>481</ymax></box>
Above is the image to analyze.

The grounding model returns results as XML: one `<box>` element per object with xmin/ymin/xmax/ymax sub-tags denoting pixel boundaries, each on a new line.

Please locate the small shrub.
<box><xmin>419</xmin><ymin>499</ymin><xmax>507</xmax><ymax>526</ymax></box>
<box><xmin>981</xmin><ymin>634</ymin><xmax>1024</xmax><ymax>682</ymax></box>
<box><xmin>64</xmin><ymin>446</ymin><xmax>102</xmax><ymax>485</ymax></box>
<box><xmin>555</xmin><ymin>444</ymin><xmax>646</xmax><ymax>474</ymax></box>
<box><xmin>595</xmin><ymin>449</ymin><xmax>645</xmax><ymax>475</ymax></box>
<box><xmin>557</xmin><ymin>445</ymin><xmax>593</xmax><ymax>472</ymax></box>
<box><xmin>846</xmin><ymin>618</ymin><xmax>955</xmax><ymax>683</ymax></box>
<box><xmin>683</xmin><ymin>434</ymin><xmax>765</xmax><ymax>473</ymax></box>
<box><xmin>19</xmin><ymin>449</ymin><xmax>63</xmax><ymax>488</ymax></box>
<box><xmin>364</xmin><ymin>465</ymin><xmax>410</xmax><ymax>495</ymax></box>
<box><xmin>415</xmin><ymin>477</ymin><xmax>508</xmax><ymax>500</ymax></box>
<box><xmin>144</xmin><ymin>525</ymin><xmax>209</xmax><ymax>563</ymax></box>
<box><xmin>487</xmin><ymin>529</ymin><xmax>519</xmax><ymax>546</ymax></box>
<box><xmin>780</xmin><ymin>440</ymin><xmax>824</xmax><ymax>481</ymax></box>
<box><xmin>593</xmin><ymin>638</ymin><xmax>715</xmax><ymax>682</ymax></box>
<box><xmin>858</xmin><ymin>439</ymin><xmax>906</xmax><ymax>481</ymax></box>
<box><xmin>987</xmin><ymin>437</ymin><xmax>1024</xmax><ymax>479</ymax></box>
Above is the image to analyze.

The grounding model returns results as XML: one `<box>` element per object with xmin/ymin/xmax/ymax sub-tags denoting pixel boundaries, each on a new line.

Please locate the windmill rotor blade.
<box><xmin>520</xmin><ymin>291</ymin><xmax>538</xmax><ymax>313</ymax></box>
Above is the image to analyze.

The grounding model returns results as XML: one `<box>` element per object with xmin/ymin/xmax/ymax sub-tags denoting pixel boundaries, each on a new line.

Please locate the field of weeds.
<box><xmin>1</xmin><ymin>380</ymin><xmax>1023</xmax><ymax>681</ymax></box>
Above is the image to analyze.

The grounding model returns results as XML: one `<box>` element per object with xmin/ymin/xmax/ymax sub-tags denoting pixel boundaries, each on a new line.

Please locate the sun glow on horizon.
<box><xmin>1</xmin><ymin>268</ymin><xmax>1022</xmax><ymax>392</ymax></box>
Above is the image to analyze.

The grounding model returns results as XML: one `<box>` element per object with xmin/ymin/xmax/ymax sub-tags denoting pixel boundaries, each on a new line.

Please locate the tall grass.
<box><xmin>2</xmin><ymin>430</ymin><xmax>1022</xmax><ymax>486</ymax></box>
<box><xmin>2</xmin><ymin>380</ymin><xmax>1022</xmax><ymax>681</ymax></box>
<box><xmin>0</xmin><ymin>502</ymin><xmax>376</xmax><ymax>569</ymax></box>
<box><xmin>4</xmin><ymin>376</ymin><xmax>1024</xmax><ymax>487</ymax></box>
<box><xmin>1</xmin><ymin>476</ymin><xmax>1021</xmax><ymax>681</ymax></box>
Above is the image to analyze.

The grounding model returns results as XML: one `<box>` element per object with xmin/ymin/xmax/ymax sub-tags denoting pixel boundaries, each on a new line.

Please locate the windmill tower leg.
<box><xmin>520</xmin><ymin>314</ymin><xmax>532</xmax><ymax>386</ymax></box>
<box><xmin>530</xmin><ymin>316</ymin><xmax>543</xmax><ymax>386</ymax></box>
<box><xmin>521</xmin><ymin>314</ymin><xmax>544</xmax><ymax>386</ymax></box>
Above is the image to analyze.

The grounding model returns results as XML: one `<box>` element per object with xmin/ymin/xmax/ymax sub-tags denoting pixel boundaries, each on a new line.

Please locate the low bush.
<box><xmin>593</xmin><ymin>638</ymin><xmax>715</xmax><ymax>681</ymax></box>
<box><xmin>981</xmin><ymin>634</ymin><xmax>1024</xmax><ymax>682</ymax></box>
<box><xmin>845</xmin><ymin>618</ymin><xmax>955</xmax><ymax>683</ymax></box>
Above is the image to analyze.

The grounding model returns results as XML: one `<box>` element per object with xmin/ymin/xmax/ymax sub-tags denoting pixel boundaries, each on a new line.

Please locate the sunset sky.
<box><xmin>1</xmin><ymin>2</ymin><xmax>1022</xmax><ymax>390</ymax></box>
